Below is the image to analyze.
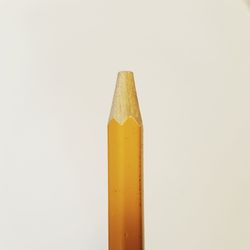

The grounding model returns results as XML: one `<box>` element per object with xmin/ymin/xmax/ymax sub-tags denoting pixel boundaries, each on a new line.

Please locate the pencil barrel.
<box><xmin>108</xmin><ymin>118</ymin><xmax>143</xmax><ymax>250</ymax></box>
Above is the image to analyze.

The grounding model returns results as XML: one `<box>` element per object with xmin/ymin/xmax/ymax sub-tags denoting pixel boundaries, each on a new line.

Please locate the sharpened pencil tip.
<box><xmin>118</xmin><ymin>71</ymin><xmax>134</xmax><ymax>76</ymax></box>
<box><xmin>109</xmin><ymin>71</ymin><xmax>142</xmax><ymax>125</ymax></box>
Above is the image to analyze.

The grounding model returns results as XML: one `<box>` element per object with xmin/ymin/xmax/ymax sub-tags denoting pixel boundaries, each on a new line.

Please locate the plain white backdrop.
<box><xmin>0</xmin><ymin>0</ymin><xmax>250</xmax><ymax>249</ymax></box>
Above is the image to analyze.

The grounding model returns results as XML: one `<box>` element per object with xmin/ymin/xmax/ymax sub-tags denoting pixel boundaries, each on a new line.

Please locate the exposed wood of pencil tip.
<box><xmin>109</xmin><ymin>71</ymin><xmax>142</xmax><ymax>125</ymax></box>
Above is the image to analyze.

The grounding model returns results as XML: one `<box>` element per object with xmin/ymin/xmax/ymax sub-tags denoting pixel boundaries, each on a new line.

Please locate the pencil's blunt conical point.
<box><xmin>117</xmin><ymin>71</ymin><xmax>134</xmax><ymax>84</ymax></box>
<box><xmin>109</xmin><ymin>71</ymin><xmax>142</xmax><ymax>125</ymax></box>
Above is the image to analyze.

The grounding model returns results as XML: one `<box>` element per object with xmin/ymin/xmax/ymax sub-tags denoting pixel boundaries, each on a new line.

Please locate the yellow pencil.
<box><xmin>108</xmin><ymin>71</ymin><xmax>144</xmax><ymax>250</ymax></box>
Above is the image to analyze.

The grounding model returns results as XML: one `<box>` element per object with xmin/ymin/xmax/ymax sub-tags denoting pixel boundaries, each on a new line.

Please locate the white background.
<box><xmin>0</xmin><ymin>0</ymin><xmax>250</xmax><ymax>249</ymax></box>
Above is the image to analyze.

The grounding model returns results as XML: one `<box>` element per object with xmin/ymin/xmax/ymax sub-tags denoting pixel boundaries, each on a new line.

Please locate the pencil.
<box><xmin>108</xmin><ymin>71</ymin><xmax>144</xmax><ymax>250</ymax></box>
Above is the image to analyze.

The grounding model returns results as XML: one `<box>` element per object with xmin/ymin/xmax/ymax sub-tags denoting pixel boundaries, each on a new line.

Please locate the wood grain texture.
<box><xmin>109</xmin><ymin>71</ymin><xmax>142</xmax><ymax>125</ymax></box>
